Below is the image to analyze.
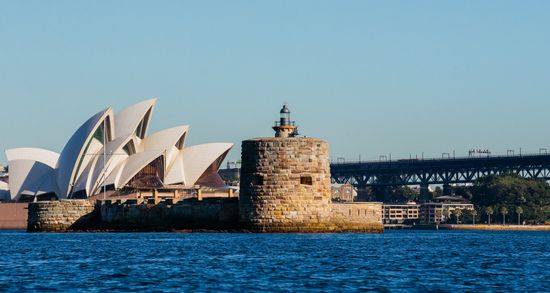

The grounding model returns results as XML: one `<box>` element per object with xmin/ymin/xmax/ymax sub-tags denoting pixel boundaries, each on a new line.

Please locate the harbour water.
<box><xmin>0</xmin><ymin>230</ymin><xmax>548</xmax><ymax>292</ymax></box>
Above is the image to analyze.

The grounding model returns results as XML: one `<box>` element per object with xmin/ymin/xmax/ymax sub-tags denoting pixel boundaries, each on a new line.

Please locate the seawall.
<box><xmin>27</xmin><ymin>199</ymin><xmax>383</xmax><ymax>233</ymax></box>
<box><xmin>27</xmin><ymin>200</ymin><xmax>96</xmax><ymax>232</ymax></box>
<box><xmin>438</xmin><ymin>224</ymin><xmax>550</xmax><ymax>231</ymax></box>
<box><xmin>99</xmin><ymin>198</ymin><xmax>239</xmax><ymax>231</ymax></box>
<box><xmin>330</xmin><ymin>203</ymin><xmax>383</xmax><ymax>232</ymax></box>
<box><xmin>27</xmin><ymin>198</ymin><xmax>239</xmax><ymax>232</ymax></box>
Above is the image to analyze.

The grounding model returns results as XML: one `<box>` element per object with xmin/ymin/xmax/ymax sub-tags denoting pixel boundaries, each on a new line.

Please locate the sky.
<box><xmin>1</xmin><ymin>1</ymin><xmax>550</xmax><ymax>165</ymax></box>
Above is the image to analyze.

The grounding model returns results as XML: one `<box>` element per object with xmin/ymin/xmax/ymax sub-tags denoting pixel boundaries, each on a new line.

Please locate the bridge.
<box><xmin>218</xmin><ymin>153</ymin><xmax>550</xmax><ymax>196</ymax></box>
<box><xmin>330</xmin><ymin>153</ymin><xmax>550</xmax><ymax>195</ymax></box>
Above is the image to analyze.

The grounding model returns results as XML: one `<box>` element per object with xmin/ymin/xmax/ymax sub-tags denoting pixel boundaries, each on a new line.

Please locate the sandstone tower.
<box><xmin>239</xmin><ymin>105</ymin><xmax>332</xmax><ymax>232</ymax></box>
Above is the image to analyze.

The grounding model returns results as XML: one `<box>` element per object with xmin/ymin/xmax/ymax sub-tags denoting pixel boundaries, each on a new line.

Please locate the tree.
<box><xmin>471</xmin><ymin>209</ymin><xmax>478</xmax><ymax>225</ymax></box>
<box><xmin>516</xmin><ymin>206</ymin><xmax>523</xmax><ymax>225</ymax></box>
<box><xmin>435</xmin><ymin>209</ymin><xmax>443</xmax><ymax>224</ymax></box>
<box><xmin>485</xmin><ymin>207</ymin><xmax>494</xmax><ymax>225</ymax></box>
<box><xmin>500</xmin><ymin>206</ymin><xmax>508</xmax><ymax>225</ymax></box>
<box><xmin>470</xmin><ymin>174</ymin><xmax>550</xmax><ymax>224</ymax></box>
<box><xmin>444</xmin><ymin>207</ymin><xmax>451</xmax><ymax>223</ymax></box>
<box><xmin>433</xmin><ymin>186</ymin><xmax>443</xmax><ymax>197</ymax></box>
<box><xmin>371</xmin><ymin>184</ymin><xmax>417</xmax><ymax>203</ymax></box>
<box><xmin>451</xmin><ymin>209</ymin><xmax>462</xmax><ymax>224</ymax></box>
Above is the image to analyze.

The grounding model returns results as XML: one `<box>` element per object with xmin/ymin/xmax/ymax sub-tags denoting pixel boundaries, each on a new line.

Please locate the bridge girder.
<box><xmin>330</xmin><ymin>154</ymin><xmax>550</xmax><ymax>188</ymax></box>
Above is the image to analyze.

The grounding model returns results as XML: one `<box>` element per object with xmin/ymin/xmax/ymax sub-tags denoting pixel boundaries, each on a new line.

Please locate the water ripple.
<box><xmin>0</xmin><ymin>231</ymin><xmax>548</xmax><ymax>291</ymax></box>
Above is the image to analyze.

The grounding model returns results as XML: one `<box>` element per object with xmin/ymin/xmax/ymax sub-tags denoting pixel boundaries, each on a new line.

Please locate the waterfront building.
<box><xmin>331</xmin><ymin>183</ymin><xmax>357</xmax><ymax>202</ymax></box>
<box><xmin>382</xmin><ymin>201</ymin><xmax>420</xmax><ymax>224</ymax></box>
<box><xmin>420</xmin><ymin>196</ymin><xmax>474</xmax><ymax>224</ymax></box>
<box><xmin>4</xmin><ymin>99</ymin><xmax>233</xmax><ymax>201</ymax></box>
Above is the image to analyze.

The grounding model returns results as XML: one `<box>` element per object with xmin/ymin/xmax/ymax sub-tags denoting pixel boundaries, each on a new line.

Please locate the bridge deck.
<box><xmin>330</xmin><ymin>154</ymin><xmax>550</xmax><ymax>187</ymax></box>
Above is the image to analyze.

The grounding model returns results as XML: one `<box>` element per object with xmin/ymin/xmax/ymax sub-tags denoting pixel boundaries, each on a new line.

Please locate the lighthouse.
<box><xmin>272</xmin><ymin>104</ymin><xmax>298</xmax><ymax>138</ymax></box>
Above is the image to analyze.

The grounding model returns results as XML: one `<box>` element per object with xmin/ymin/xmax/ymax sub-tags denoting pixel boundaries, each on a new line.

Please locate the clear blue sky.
<box><xmin>1</xmin><ymin>1</ymin><xmax>550</xmax><ymax>165</ymax></box>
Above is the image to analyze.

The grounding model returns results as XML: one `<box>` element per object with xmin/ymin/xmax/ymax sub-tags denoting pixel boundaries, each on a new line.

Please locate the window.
<box><xmin>252</xmin><ymin>175</ymin><xmax>264</xmax><ymax>185</ymax></box>
<box><xmin>122</xmin><ymin>141</ymin><xmax>136</xmax><ymax>155</ymax></box>
<box><xmin>300</xmin><ymin>175</ymin><xmax>312</xmax><ymax>185</ymax></box>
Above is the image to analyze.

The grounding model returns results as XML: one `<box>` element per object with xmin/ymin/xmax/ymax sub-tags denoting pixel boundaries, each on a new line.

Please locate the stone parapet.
<box><xmin>330</xmin><ymin>203</ymin><xmax>383</xmax><ymax>232</ymax></box>
<box><xmin>27</xmin><ymin>200</ymin><xmax>96</xmax><ymax>232</ymax></box>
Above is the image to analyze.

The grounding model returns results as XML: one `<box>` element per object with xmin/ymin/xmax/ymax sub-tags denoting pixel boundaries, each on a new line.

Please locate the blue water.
<box><xmin>0</xmin><ymin>231</ymin><xmax>548</xmax><ymax>292</ymax></box>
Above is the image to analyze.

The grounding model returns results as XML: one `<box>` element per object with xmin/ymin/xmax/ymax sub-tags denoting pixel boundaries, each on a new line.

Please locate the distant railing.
<box><xmin>331</xmin><ymin>152</ymin><xmax>550</xmax><ymax>165</ymax></box>
<box><xmin>274</xmin><ymin>121</ymin><xmax>296</xmax><ymax>127</ymax></box>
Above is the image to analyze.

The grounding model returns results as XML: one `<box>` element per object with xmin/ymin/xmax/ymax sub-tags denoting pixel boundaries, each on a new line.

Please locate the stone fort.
<box><xmin>27</xmin><ymin>105</ymin><xmax>383</xmax><ymax>233</ymax></box>
<box><xmin>239</xmin><ymin>104</ymin><xmax>382</xmax><ymax>232</ymax></box>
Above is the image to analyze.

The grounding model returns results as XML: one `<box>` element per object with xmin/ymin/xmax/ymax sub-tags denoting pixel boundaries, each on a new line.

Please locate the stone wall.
<box><xmin>239</xmin><ymin>137</ymin><xmax>333</xmax><ymax>232</ymax></box>
<box><xmin>239</xmin><ymin>137</ymin><xmax>383</xmax><ymax>233</ymax></box>
<box><xmin>27</xmin><ymin>200</ymin><xmax>96</xmax><ymax>232</ymax></box>
<box><xmin>331</xmin><ymin>203</ymin><xmax>383</xmax><ymax>232</ymax></box>
<box><xmin>99</xmin><ymin>198</ymin><xmax>239</xmax><ymax>231</ymax></box>
<box><xmin>28</xmin><ymin>198</ymin><xmax>239</xmax><ymax>232</ymax></box>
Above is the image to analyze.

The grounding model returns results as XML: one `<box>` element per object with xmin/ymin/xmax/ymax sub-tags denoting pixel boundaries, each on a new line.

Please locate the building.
<box><xmin>382</xmin><ymin>201</ymin><xmax>420</xmax><ymax>224</ymax></box>
<box><xmin>331</xmin><ymin>183</ymin><xmax>357</xmax><ymax>202</ymax></box>
<box><xmin>4</xmin><ymin>99</ymin><xmax>233</xmax><ymax>202</ymax></box>
<box><xmin>420</xmin><ymin>196</ymin><xmax>474</xmax><ymax>224</ymax></box>
<box><xmin>238</xmin><ymin>104</ymin><xmax>383</xmax><ymax>232</ymax></box>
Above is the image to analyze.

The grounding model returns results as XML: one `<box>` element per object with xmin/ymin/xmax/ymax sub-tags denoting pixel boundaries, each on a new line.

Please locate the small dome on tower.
<box><xmin>280</xmin><ymin>104</ymin><xmax>290</xmax><ymax>114</ymax></box>
<box><xmin>273</xmin><ymin>103</ymin><xmax>298</xmax><ymax>138</ymax></box>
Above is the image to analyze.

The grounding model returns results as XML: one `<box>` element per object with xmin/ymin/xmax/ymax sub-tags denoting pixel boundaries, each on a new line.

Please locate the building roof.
<box><xmin>432</xmin><ymin>196</ymin><xmax>469</xmax><ymax>203</ymax></box>
<box><xmin>3</xmin><ymin>99</ymin><xmax>233</xmax><ymax>201</ymax></box>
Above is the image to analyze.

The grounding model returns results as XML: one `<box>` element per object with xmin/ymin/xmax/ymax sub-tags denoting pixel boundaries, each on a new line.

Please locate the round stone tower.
<box><xmin>239</xmin><ymin>105</ymin><xmax>332</xmax><ymax>232</ymax></box>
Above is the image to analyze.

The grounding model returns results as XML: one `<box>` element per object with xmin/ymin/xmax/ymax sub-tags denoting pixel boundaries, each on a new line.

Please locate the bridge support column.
<box><xmin>419</xmin><ymin>184</ymin><xmax>430</xmax><ymax>202</ymax></box>
<box><xmin>443</xmin><ymin>184</ymin><xmax>453</xmax><ymax>196</ymax></box>
<box><xmin>356</xmin><ymin>186</ymin><xmax>371</xmax><ymax>202</ymax></box>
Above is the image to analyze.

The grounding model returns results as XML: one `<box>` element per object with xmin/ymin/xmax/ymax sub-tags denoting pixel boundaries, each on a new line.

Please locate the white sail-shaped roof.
<box><xmin>5</xmin><ymin>148</ymin><xmax>59</xmax><ymax>201</ymax></box>
<box><xmin>72</xmin><ymin>135</ymin><xmax>137</xmax><ymax>196</ymax></box>
<box><xmin>6</xmin><ymin>160</ymin><xmax>57</xmax><ymax>201</ymax></box>
<box><xmin>115</xmin><ymin>98</ymin><xmax>156</xmax><ymax>139</ymax></box>
<box><xmin>114</xmin><ymin>150</ymin><xmax>165</xmax><ymax>189</ymax></box>
<box><xmin>164</xmin><ymin>153</ymin><xmax>185</xmax><ymax>185</ymax></box>
<box><xmin>55</xmin><ymin>108</ymin><xmax>114</xmax><ymax>199</ymax></box>
<box><xmin>140</xmin><ymin>125</ymin><xmax>189</xmax><ymax>169</ymax></box>
<box><xmin>5</xmin><ymin>148</ymin><xmax>59</xmax><ymax>166</ymax></box>
<box><xmin>73</xmin><ymin>98</ymin><xmax>155</xmax><ymax>196</ymax></box>
<box><xmin>5</xmin><ymin>98</ymin><xmax>233</xmax><ymax>200</ymax></box>
<box><xmin>165</xmin><ymin>143</ymin><xmax>233</xmax><ymax>186</ymax></box>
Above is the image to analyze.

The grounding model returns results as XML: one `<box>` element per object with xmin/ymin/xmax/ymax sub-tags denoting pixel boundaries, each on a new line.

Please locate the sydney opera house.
<box><xmin>3</xmin><ymin>99</ymin><xmax>233</xmax><ymax>202</ymax></box>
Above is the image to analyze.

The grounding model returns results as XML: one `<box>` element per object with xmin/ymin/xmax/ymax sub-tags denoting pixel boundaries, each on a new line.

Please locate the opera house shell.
<box><xmin>4</xmin><ymin>99</ymin><xmax>233</xmax><ymax>201</ymax></box>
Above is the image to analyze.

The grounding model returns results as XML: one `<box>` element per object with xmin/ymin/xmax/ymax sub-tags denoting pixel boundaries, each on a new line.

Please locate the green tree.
<box><xmin>485</xmin><ymin>207</ymin><xmax>494</xmax><ymax>225</ymax></box>
<box><xmin>516</xmin><ymin>206</ymin><xmax>523</xmax><ymax>225</ymax></box>
<box><xmin>433</xmin><ymin>186</ymin><xmax>443</xmax><ymax>197</ymax></box>
<box><xmin>471</xmin><ymin>209</ymin><xmax>478</xmax><ymax>225</ymax></box>
<box><xmin>435</xmin><ymin>209</ymin><xmax>443</xmax><ymax>224</ymax></box>
<box><xmin>470</xmin><ymin>175</ymin><xmax>550</xmax><ymax>224</ymax></box>
<box><xmin>371</xmin><ymin>184</ymin><xmax>418</xmax><ymax>203</ymax></box>
<box><xmin>451</xmin><ymin>209</ymin><xmax>462</xmax><ymax>224</ymax></box>
<box><xmin>443</xmin><ymin>207</ymin><xmax>451</xmax><ymax>223</ymax></box>
<box><xmin>500</xmin><ymin>206</ymin><xmax>508</xmax><ymax>225</ymax></box>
